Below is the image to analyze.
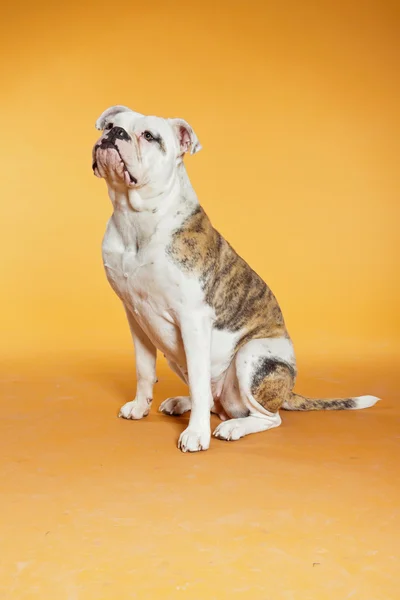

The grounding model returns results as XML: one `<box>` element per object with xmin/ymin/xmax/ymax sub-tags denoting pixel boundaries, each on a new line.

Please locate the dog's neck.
<box><xmin>107</xmin><ymin>162</ymin><xmax>198</xmax><ymax>250</ymax></box>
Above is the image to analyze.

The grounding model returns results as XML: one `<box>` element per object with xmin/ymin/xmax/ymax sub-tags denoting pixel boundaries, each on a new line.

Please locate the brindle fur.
<box><xmin>285</xmin><ymin>394</ymin><xmax>356</xmax><ymax>410</ymax></box>
<box><xmin>167</xmin><ymin>206</ymin><xmax>287</xmax><ymax>346</ymax></box>
<box><xmin>250</xmin><ymin>358</ymin><xmax>295</xmax><ymax>412</ymax></box>
<box><xmin>166</xmin><ymin>206</ymin><xmax>359</xmax><ymax>414</ymax></box>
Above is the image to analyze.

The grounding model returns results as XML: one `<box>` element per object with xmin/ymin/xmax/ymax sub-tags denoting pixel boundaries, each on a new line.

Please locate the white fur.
<box><xmin>95</xmin><ymin>106</ymin><xmax>144</xmax><ymax>130</ymax></box>
<box><xmin>119</xmin><ymin>399</ymin><xmax>151</xmax><ymax>419</ymax></box>
<box><xmin>159</xmin><ymin>396</ymin><xmax>191</xmax><ymax>415</ymax></box>
<box><xmin>213</xmin><ymin>413</ymin><xmax>281</xmax><ymax>441</ymax></box>
<box><xmin>259</xmin><ymin>337</ymin><xmax>296</xmax><ymax>368</ymax></box>
<box><xmin>177</xmin><ymin>312</ymin><xmax>213</xmax><ymax>452</ymax></box>
<box><xmin>350</xmin><ymin>395</ymin><xmax>380</xmax><ymax>410</ymax></box>
<box><xmin>210</xmin><ymin>328</ymin><xmax>244</xmax><ymax>381</ymax></box>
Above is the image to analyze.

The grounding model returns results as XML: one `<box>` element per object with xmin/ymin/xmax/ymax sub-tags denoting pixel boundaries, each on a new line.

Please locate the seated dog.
<box><xmin>92</xmin><ymin>105</ymin><xmax>379</xmax><ymax>452</ymax></box>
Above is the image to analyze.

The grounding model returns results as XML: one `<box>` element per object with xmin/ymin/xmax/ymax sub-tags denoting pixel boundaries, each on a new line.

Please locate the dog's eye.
<box><xmin>106</xmin><ymin>123</ymin><xmax>113</xmax><ymax>130</ymax></box>
<box><xmin>143</xmin><ymin>131</ymin><xmax>155</xmax><ymax>142</ymax></box>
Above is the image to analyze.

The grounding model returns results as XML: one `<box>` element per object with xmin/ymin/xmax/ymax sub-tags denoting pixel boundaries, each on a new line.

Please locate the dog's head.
<box><xmin>92</xmin><ymin>105</ymin><xmax>201</xmax><ymax>196</ymax></box>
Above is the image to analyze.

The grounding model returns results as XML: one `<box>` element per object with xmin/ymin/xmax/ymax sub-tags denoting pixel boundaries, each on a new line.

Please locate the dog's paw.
<box><xmin>159</xmin><ymin>396</ymin><xmax>191</xmax><ymax>416</ymax></box>
<box><xmin>213</xmin><ymin>421</ymin><xmax>244</xmax><ymax>441</ymax></box>
<box><xmin>178</xmin><ymin>427</ymin><xmax>210</xmax><ymax>452</ymax></box>
<box><xmin>118</xmin><ymin>399</ymin><xmax>151</xmax><ymax>420</ymax></box>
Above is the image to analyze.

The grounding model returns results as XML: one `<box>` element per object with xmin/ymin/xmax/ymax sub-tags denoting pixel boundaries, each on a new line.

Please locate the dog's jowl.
<box><xmin>92</xmin><ymin>105</ymin><xmax>380</xmax><ymax>452</ymax></box>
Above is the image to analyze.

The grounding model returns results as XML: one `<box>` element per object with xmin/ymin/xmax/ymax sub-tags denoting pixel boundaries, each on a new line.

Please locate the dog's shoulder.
<box><xmin>166</xmin><ymin>204</ymin><xmax>288</xmax><ymax>342</ymax></box>
<box><xmin>166</xmin><ymin>204</ymin><xmax>218</xmax><ymax>270</ymax></box>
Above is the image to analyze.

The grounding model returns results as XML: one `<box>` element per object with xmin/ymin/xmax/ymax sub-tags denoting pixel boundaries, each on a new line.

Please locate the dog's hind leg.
<box><xmin>214</xmin><ymin>337</ymin><xmax>295</xmax><ymax>441</ymax></box>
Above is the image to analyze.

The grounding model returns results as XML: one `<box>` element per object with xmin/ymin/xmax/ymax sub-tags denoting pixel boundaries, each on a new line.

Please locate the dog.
<box><xmin>92</xmin><ymin>105</ymin><xmax>379</xmax><ymax>452</ymax></box>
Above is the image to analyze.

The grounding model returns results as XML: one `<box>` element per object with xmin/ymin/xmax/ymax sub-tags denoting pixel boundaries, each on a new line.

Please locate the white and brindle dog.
<box><xmin>92</xmin><ymin>105</ymin><xmax>379</xmax><ymax>452</ymax></box>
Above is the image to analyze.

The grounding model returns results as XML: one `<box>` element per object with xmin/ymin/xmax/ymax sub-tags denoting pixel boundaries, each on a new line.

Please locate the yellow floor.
<box><xmin>0</xmin><ymin>353</ymin><xmax>398</xmax><ymax>599</ymax></box>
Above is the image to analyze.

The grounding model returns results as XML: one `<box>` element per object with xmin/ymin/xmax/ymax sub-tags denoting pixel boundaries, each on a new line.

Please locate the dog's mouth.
<box><xmin>93</xmin><ymin>142</ymin><xmax>138</xmax><ymax>186</ymax></box>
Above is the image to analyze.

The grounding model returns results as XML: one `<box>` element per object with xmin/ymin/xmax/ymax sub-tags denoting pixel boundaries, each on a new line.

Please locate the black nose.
<box><xmin>106</xmin><ymin>126</ymin><xmax>131</xmax><ymax>143</ymax></box>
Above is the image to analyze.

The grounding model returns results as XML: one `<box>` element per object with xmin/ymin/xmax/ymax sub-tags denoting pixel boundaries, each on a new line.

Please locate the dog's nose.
<box><xmin>106</xmin><ymin>126</ymin><xmax>131</xmax><ymax>143</ymax></box>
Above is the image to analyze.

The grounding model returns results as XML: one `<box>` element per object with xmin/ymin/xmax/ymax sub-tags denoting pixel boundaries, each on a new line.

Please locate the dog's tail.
<box><xmin>282</xmin><ymin>393</ymin><xmax>380</xmax><ymax>411</ymax></box>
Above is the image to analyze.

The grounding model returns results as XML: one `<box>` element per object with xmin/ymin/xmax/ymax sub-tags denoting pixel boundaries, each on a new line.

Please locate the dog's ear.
<box><xmin>169</xmin><ymin>118</ymin><xmax>202</xmax><ymax>156</ymax></box>
<box><xmin>95</xmin><ymin>105</ymin><xmax>143</xmax><ymax>130</ymax></box>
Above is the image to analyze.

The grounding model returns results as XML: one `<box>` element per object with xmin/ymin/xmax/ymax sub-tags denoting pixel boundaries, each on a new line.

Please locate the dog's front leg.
<box><xmin>118</xmin><ymin>307</ymin><xmax>157</xmax><ymax>420</ymax></box>
<box><xmin>178</xmin><ymin>314</ymin><xmax>212</xmax><ymax>452</ymax></box>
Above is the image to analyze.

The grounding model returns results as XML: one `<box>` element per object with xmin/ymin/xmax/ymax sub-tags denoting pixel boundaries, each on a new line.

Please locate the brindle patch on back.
<box><xmin>166</xmin><ymin>206</ymin><xmax>288</xmax><ymax>347</ymax></box>
<box><xmin>250</xmin><ymin>358</ymin><xmax>295</xmax><ymax>413</ymax></box>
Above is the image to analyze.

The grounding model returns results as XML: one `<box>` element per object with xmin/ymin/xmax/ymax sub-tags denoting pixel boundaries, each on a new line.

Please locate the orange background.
<box><xmin>1</xmin><ymin>2</ymin><xmax>399</xmax><ymax>599</ymax></box>
<box><xmin>1</xmin><ymin>0</ymin><xmax>399</xmax><ymax>363</ymax></box>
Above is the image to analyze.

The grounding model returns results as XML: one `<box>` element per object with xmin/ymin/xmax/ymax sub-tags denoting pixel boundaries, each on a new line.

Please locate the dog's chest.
<box><xmin>103</xmin><ymin>243</ymin><xmax>173</xmax><ymax>308</ymax></box>
<box><xmin>101</xmin><ymin>212</ymin><xmax>242</xmax><ymax>379</ymax></box>
<box><xmin>102</xmin><ymin>217</ymin><xmax>191</xmax><ymax>357</ymax></box>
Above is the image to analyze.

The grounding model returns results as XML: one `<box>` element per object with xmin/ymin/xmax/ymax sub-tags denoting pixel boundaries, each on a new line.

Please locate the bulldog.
<box><xmin>92</xmin><ymin>105</ymin><xmax>379</xmax><ymax>452</ymax></box>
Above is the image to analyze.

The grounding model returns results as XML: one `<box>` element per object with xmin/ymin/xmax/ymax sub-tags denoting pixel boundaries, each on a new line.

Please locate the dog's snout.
<box><xmin>106</xmin><ymin>126</ymin><xmax>131</xmax><ymax>143</ymax></box>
